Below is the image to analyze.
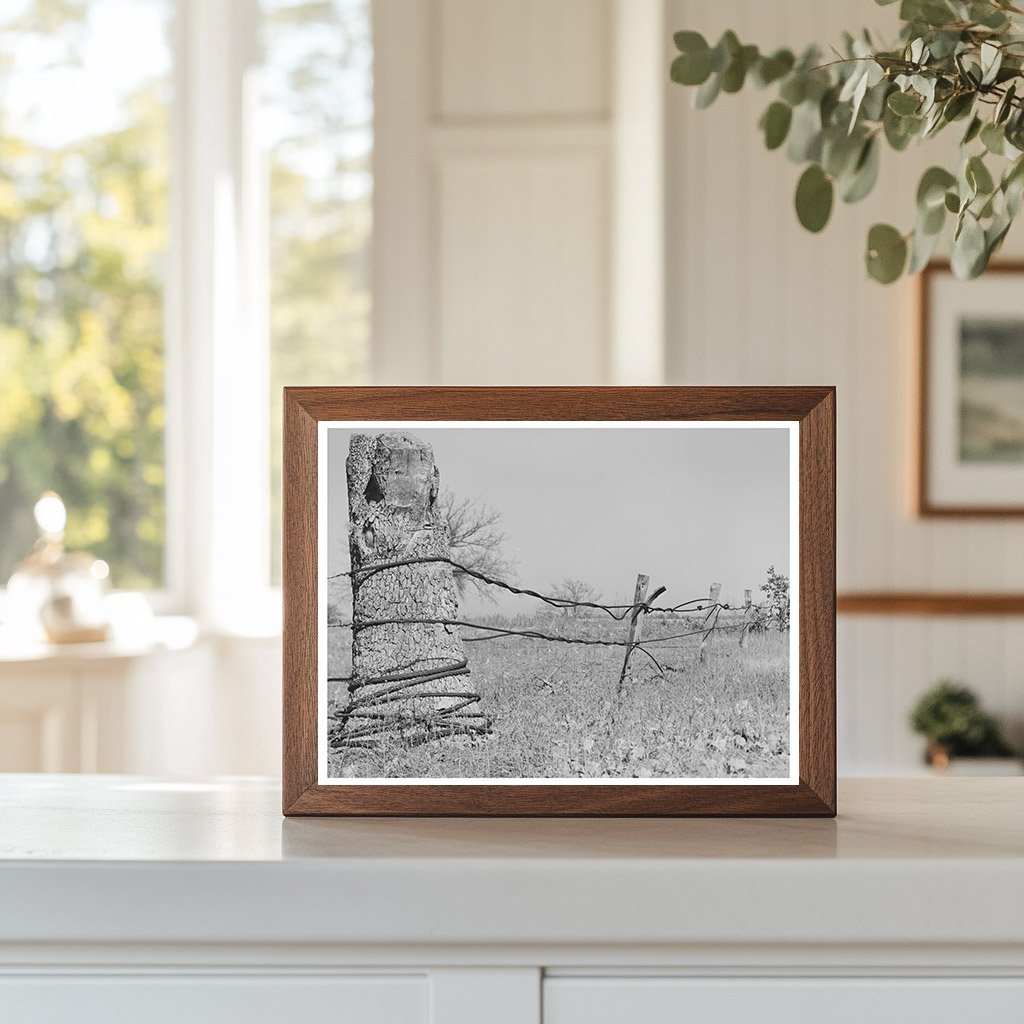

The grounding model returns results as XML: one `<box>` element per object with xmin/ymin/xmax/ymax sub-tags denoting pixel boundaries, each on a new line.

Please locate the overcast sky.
<box><xmin>326</xmin><ymin>426</ymin><xmax>792</xmax><ymax>615</ymax></box>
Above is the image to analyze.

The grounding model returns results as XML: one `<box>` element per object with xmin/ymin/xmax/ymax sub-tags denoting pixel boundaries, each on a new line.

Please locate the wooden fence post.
<box><xmin>699</xmin><ymin>582</ymin><xmax>721</xmax><ymax>664</ymax></box>
<box><xmin>739</xmin><ymin>588</ymin><xmax>752</xmax><ymax>648</ymax></box>
<box><xmin>615</xmin><ymin>573</ymin><xmax>649</xmax><ymax>697</ymax></box>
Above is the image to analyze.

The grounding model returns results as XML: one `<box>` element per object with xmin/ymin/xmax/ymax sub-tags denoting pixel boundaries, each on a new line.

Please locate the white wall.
<box><xmin>373</xmin><ymin>0</ymin><xmax>665</xmax><ymax>386</ymax></box>
<box><xmin>179</xmin><ymin>0</ymin><xmax>1024</xmax><ymax>779</ymax></box>
<box><xmin>665</xmin><ymin>0</ymin><xmax>1024</xmax><ymax>772</ymax></box>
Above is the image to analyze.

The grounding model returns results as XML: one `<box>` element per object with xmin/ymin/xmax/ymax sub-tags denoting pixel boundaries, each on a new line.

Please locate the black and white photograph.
<box><xmin>318</xmin><ymin>422</ymin><xmax>798</xmax><ymax>783</ymax></box>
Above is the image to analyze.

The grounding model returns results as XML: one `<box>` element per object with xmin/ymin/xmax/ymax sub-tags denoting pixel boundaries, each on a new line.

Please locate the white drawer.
<box><xmin>0</xmin><ymin>973</ymin><xmax>427</xmax><ymax>1024</ymax></box>
<box><xmin>544</xmin><ymin>977</ymin><xmax>1024</xmax><ymax>1024</ymax></box>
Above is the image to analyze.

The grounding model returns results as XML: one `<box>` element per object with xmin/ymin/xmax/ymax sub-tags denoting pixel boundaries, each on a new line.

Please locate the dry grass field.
<box><xmin>326</xmin><ymin>614</ymin><xmax>791</xmax><ymax>780</ymax></box>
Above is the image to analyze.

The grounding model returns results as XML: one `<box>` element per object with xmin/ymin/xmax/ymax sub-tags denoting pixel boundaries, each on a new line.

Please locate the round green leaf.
<box><xmin>754</xmin><ymin>49</ymin><xmax>794</xmax><ymax>87</ymax></box>
<box><xmin>884</xmin><ymin>106</ymin><xmax>918</xmax><ymax>151</ymax></box>
<box><xmin>795</xmin><ymin>164</ymin><xmax>834</xmax><ymax>233</ymax></box>
<box><xmin>787</xmin><ymin>101</ymin><xmax>823</xmax><ymax>162</ymax></box>
<box><xmin>842</xmin><ymin>137</ymin><xmax>880</xmax><ymax>204</ymax></box>
<box><xmin>981</xmin><ymin>122</ymin><xmax>1005</xmax><ymax>155</ymax></box>
<box><xmin>823</xmin><ymin>129</ymin><xmax>862</xmax><ymax>179</ymax></box>
<box><xmin>760</xmin><ymin>101</ymin><xmax>792</xmax><ymax>150</ymax></box>
<box><xmin>962</xmin><ymin>116</ymin><xmax>983</xmax><ymax>145</ymax></box>
<box><xmin>920</xmin><ymin>199</ymin><xmax>945</xmax><ymax>236</ymax></box>
<box><xmin>779</xmin><ymin>74</ymin><xmax>807</xmax><ymax>106</ymax></box>
<box><xmin>908</xmin><ymin>223</ymin><xmax>941</xmax><ymax>274</ymax></box>
<box><xmin>917</xmin><ymin>166</ymin><xmax>957</xmax><ymax>211</ymax></box>
<box><xmin>887</xmin><ymin>91</ymin><xmax>920</xmax><ymax>116</ymax></box>
<box><xmin>694</xmin><ymin>73</ymin><xmax>721</xmax><ymax>109</ymax></box>
<box><xmin>943</xmin><ymin>92</ymin><xmax>974</xmax><ymax>123</ymax></box>
<box><xmin>952</xmin><ymin>213</ymin><xmax>987</xmax><ymax>279</ymax></box>
<box><xmin>967</xmin><ymin>155</ymin><xmax>995</xmax><ymax>196</ymax></box>
<box><xmin>866</xmin><ymin>223</ymin><xmax>907</xmax><ymax>284</ymax></box>
<box><xmin>710</xmin><ymin>31</ymin><xmax>740</xmax><ymax>73</ymax></box>
<box><xmin>671</xmin><ymin>32</ymin><xmax>712</xmax><ymax>86</ymax></box>
<box><xmin>721</xmin><ymin>44</ymin><xmax>758</xmax><ymax>93</ymax></box>
<box><xmin>944</xmin><ymin>190</ymin><xmax>961</xmax><ymax>214</ymax></box>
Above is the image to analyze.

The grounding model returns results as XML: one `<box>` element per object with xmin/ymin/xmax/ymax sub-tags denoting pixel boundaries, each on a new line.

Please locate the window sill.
<box><xmin>0</xmin><ymin>616</ymin><xmax>201</xmax><ymax>666</ymax></box>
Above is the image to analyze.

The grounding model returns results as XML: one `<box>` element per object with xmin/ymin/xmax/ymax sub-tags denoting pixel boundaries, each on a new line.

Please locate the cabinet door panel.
<box><xmin>0</xmin><ymin>974</ymin><xmax>427</xmax><ymax>1024</ymax></box>
<box><xmin>544</xmin><ymin>977</ymin><xmax>1024</xmax><ymax>1024</ymax></box>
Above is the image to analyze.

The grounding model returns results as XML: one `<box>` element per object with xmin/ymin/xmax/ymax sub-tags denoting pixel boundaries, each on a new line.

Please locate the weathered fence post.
<box><xmin>615</xmin><ymin>574</ymin><xmax>649</xmax><ymax>697</ymax></box>
<box><xmin>739</xmin><ymin>588</ymin><xmax>752</xmax><ymax>648</ymax></box>
<box><xmin>337</xmin><ymin>432</ymin><xmax>488</xmax><ymax>747</ymax></box>
<box><xmin>699</xmin><ymin>582</ymin><xmax>721</xmax><ymax>664</ymax></box>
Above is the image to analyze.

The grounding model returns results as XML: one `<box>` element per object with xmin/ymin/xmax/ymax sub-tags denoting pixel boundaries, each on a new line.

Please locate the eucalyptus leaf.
<box><xmin>884</xmin><ymin>106</ymin><xmax>921</xmax><ymax>150</ymax></box>
<box><xmin>942</xmin><ymin>91</ymin><xmax>974</xmax><ymax>122</ymax></box>
<box><xmin>842</xmin><ymin>137</ymin><xmax>881</xmax><ymax>203</ymax></box>
<box><xmin>710</xmin><ymin>31</ymin><xmax>740</xmax><ymax>73</ymax></box>
<box><xmin>866</xmin><ymin>223</ymin><xmax>908</xmax><ymax>283</ymax></box>
<box><xmin>822</xmin><ymin>128</ymin><xmax>863</xmax><ymax>178</ymax></box>
<box><xmin>760</xmin><ymin>101</ymin><xmax>793</xmax><ymax>150</ymax></box>
<box><xmin>795</xmin><ymin>164</ymin><xmax>834</xmax><ymax>232</ymax></box>
<box><xmin>921</xmin><ymin>200</ymin><xmax>946</xmax><ymax>235</ymax></box>
<box><xmin>670</xmin><ymin>5</ymin><xmax>1024</xmax><ymax>284</ymax></box>
<box><xmin>888</xmin><ymin>90</ymin><xmax>921</xmax><ymax>115</ymax></box>
<box><xmin>917</xmin><ymin>166</ymin><xmax>957</xmax><ymax>210</ymax></box>
<box><xmin>967</xmin><ymin>154</ymin><xmax>995</xmax><ymax>195</ymax></box>
<box><xmin>908</xmin><ymin>222</ymin><xmax>942</xmax><ymax>273</ymax></box>
<box><xmin>952</xmin><ymin>211</ymin><xmax>987</xmax><ymax>278</ymax></box>
<box><xmin>694</xmin><ymin>73</ymin><xmax>721</xmax><ymax>109</ymax></box>
<box><xmin>721</xmin><ymin>45</ymin><xmax>758</xmax><ymax>93</ymax></box>
<box><xmin>962</xmin><ymin>115</ymin><xmax>983</xmax><ymax>145</ymax></box>
<box><xmin>779</xmin><ymin>73</ymin><xmax>808</xmax><ymax>106</ymax></box>
<box><xmin>981</xmin><ymin>121</ymin><xmax>1006</xmax><ymax>155</ymax></box>
<box><xmin>980</xmin><ymin>41</ymin><xmax>1002</xmax><ymax>86</ymax></box>
<box><xmin>754</xmin><ymin>49</ymin><xmax>795</xmax><ymax>87</ymax></box>
<box><xmin>787</xmin><ymin>101</ymin><xmax>823</xmax><ymax>162</ymax></box>
<box><xmin>996</xmin><ymin>82</ymin><xmax>1017</xmax><ymax>125</ymax></box>
<box><xmin>671</xmin><ymin>50</ymin><xmax>712</xmax><ymax>87</ymax></box>
<box><xmin>970</xmin><ymin>2</ymin><xmax>1009</xmax><ymax>29</ymax></box>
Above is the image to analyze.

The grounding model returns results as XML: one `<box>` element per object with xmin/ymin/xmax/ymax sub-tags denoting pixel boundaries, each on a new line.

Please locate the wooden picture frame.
<box><xmin>917</xmin><ymin>260</ymin><xmax>1024</xmax><ymax>517</ymax></box>
<box><xmin>283</xmin><ymin>387</ymin><xmax>836</xmax><ymax>816</ymax></box>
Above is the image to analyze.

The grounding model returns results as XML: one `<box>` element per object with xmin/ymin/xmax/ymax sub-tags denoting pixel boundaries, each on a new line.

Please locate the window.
<box><xmin>0</xmin><ymin>0</ymin><xmax>172</xmax><ymax>589</ymax></box>
<box><xmin>0</xmin><ymin>0</ymin><xmax>374</xmax><ymax>615</ymax></box>
<box><xmin>262</xmin><ymin>0</ymin><xmax>373</xmax><ymax>581</ymax></box>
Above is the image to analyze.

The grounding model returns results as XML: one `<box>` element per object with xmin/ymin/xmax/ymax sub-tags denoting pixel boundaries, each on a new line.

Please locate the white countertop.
<box><xmin>1</xmin><ymin>775</ymin><xmax>1022</xmax><ymax>952</ymax></box>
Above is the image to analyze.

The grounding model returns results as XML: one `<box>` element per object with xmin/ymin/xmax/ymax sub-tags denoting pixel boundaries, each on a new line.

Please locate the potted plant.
<box><xmin>909</xmin><ymin>680</ymin><xmax>1020</xmax><ymax>772</ymax></box>
<box><xmin>670</xmin><ymin>0</ymin><xmax>1024</xmax><ymax>283</ymax></box>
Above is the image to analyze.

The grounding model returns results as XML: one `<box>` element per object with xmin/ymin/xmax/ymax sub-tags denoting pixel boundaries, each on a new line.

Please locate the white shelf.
<box><xmin>1</xmin><ymin>776</ymin><xmax>1022</xmax><ymax>953</ymax></box>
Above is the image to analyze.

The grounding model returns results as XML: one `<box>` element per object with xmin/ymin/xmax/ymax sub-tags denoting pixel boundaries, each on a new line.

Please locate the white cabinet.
<box><xmin>0</xmin><ymin>635</ymin><xmax>210</xmax><ymax>773</ymax></box>
<box><xmin>0</xmin><ymin>626</ymin><xmax>282</xmax><ymax>776</ymax></box>
<box><xmin>1</xmin><ymin>778</ymin><xmax>1022</xmax><ymax>1024</ymax></box>
<box><xmin>544</xmin><ymin>978</ymin><xmax>1024</xmax><ymax>1024</ymax></box>
<box><xmin>0</xmin><ymin>975</ymin><xmax>427</xmax><ymax>1024</ymax></box>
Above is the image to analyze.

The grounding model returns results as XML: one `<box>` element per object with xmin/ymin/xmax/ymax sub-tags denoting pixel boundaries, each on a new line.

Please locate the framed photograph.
<box><xmin>918</xmin><ymin>261</ymin><xmax>1024</xmax><ymax>516</ymax></box>
<box><xmin>283</xmin><ymin>387</ymin><xmax>835</xmax><ymax>816</ymax></box>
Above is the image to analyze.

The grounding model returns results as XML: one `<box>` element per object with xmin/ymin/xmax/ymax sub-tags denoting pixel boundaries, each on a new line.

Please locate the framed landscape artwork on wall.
<box><xmin>282</xmin><ymin>387</ymin><xmax>835</xmax><ymax>816</ymax></box>
<box><xmin>918</xmin><ymin>262</ymin><xmax>1024</xmax><ymax>517</ymax></box>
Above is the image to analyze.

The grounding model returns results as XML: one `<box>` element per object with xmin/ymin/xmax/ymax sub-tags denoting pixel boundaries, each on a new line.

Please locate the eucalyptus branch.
<box><xmin>671</xmin><ymin>0</ymin><xmax>1024</xmax><ymax>282</ymax></box>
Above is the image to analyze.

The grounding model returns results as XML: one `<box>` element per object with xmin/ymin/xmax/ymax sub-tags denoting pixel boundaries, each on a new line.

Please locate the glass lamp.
<box><xmin>5</xmin><ymin>493</ymin><xmax>111</xmax><ymax>644</ymax></box>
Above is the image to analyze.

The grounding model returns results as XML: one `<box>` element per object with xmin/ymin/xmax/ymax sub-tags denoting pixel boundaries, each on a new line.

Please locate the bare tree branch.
<box><xmin>435</xmin><ymin>488</ymin><xmax>516</xmax><ymax>603</ymax></box>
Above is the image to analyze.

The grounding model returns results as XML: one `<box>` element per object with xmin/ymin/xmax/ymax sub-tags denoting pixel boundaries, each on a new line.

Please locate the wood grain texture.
<box><xmin>282</xmin><ymin>392</ymin><xmax>318</xmax><ymax>812</ymax></box>
<box><xmin>282</xmin><ymin>387</ymin><xmax>836</xmax><ymax>817</ymax></box>
<box><xmin>916</xmin><ymin>260</ymin><xmax>1024</xmax><ymax>518</ymax></box>
<box><xmin>838</xmin><ymin>592</ymin><xmax>1024</xmax><ymax>616</ymax></box>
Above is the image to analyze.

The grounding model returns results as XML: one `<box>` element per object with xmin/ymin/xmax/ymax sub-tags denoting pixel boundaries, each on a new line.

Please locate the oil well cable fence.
<box><xmin>327</xmin><ymin>557</ymin><xmax>783</xmax><ymax>748</ymax></box>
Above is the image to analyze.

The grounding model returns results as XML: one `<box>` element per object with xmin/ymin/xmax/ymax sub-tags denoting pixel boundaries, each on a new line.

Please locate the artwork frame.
<box><xmin>917</xmin><ymin>261</ymin><xmax>1024</xmax><ymax>517</ymax></box>
<box><xmin>282</xmin><ymin>387</ymin><xmax>836</xmax><ymax>817</ymax></box>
